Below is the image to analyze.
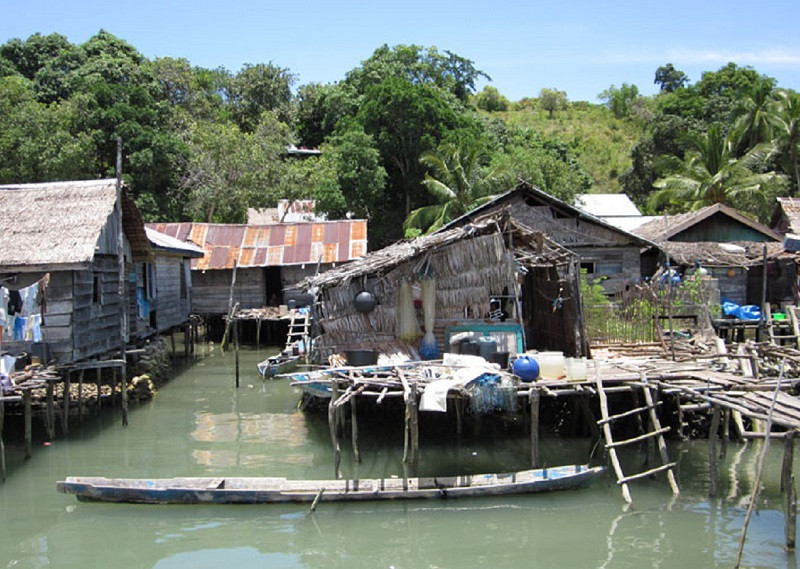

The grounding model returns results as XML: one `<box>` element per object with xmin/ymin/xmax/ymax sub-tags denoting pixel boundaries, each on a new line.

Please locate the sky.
<box><xmin>2</xmin><ymin>0</ymin><xmax>800</xmax><ymax>103</ymax></box>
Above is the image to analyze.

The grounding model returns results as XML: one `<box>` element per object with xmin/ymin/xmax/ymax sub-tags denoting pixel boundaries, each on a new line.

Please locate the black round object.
<box><xmin>354</xmin><ymin>291</ymin><xmax>376</xmax><ymax>313</ymax></box>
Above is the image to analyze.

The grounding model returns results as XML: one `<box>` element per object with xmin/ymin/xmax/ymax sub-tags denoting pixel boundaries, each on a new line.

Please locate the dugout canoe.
<box><xmin>57</xmin><ymin>464</ymin><xmax>604</xmax><ymax>505</ymax></box>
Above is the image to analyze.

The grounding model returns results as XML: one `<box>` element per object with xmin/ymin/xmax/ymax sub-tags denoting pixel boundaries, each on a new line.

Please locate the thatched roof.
<box><xmin>771</xmin><ymin>197</ymin><xmax>800</xmax><ymax>234</ymax></box>
<box><xmin>660</xmin><ymin>241</ymin><xmax>788</xmax><ymax>268</ymax></box>
<box><xmin>0</xmin><ymin>179</ymin><xmax>151</xmax><ymax>271</ymax></box>
<box><xmin>297</xmin><ymin>212</ymin><xmax>575</xmax><ymax>292</ymax></box>
<box><xmin>634</xmin><ymin>203</ymin><xmax>781</xmax><ymax>243</ymax></box>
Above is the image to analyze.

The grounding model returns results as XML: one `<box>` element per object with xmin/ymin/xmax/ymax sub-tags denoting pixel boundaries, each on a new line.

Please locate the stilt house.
<box><xmin>440</xmin><ymin>182</ymin><xmax>658</xmax><ymax>295</ymax></box>
<box><xmin>294</xmin><ymin>212</ymin><xmax>587</xmax><ymax>363</ymax></box>
<box><xmin>148</xmin><ymin>220</ymin><xmax>368</xmax><ymax>316</ymax></box>
<box><xmin>0</xmin><ymin>179</ymin><xmax>152</xmax><ymax>364</ymax></box>
<box><xmin>633</xmin><ymin>203</ymin><xmax>789</xmax><ymax>306</ymax></box>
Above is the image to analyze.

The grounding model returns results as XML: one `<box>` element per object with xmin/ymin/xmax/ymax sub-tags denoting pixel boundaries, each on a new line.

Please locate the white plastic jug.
<box><xmin>538</xmin><ymin>351</ymin><xmax>565</xmax><ymax>380</ymax></box>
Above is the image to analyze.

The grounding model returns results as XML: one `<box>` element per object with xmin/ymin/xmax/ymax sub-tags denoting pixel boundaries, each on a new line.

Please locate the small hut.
<box><xmin>0</xmin><ymin>179</ymin><xmax>151</xmax><ymax>364</ymax></box>
<box><xmin>133</xmin><ymin>228</ymin><xmax>205</xmax><ymax>335</ymax></box>
<box><xmin>295</xmin><ymin>212</ymin><xmax>586</xmax><ymax>365</ymax></box>
<box><xmin>633</xmin><ymin>204</ymin><xmax>789</xmax><ymax>306</ymax></box>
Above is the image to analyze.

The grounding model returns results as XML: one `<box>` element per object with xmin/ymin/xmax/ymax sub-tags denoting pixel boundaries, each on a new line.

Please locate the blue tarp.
<box><xmin>721</xmin><ymin>297</ymin><xmax>761</xmax><ymax>321</ymax></box>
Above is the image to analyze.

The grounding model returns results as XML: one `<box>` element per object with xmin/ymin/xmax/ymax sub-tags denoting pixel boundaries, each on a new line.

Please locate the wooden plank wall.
<box><xmin>154</xmin><ymin>258</ymin><xmax>191</xmax><ymax>331</ymax></box>
<box><xmin>192</xmin><ymin>268</ymin><xmax>265</xmax><ymax>314</ymax></box>
<box><xmin>40</xmin><ymin>271</ymin><xmax>74</xmax><ymax>363</ymax></box>
<box><xmin>72</xmin><ymin>255</ymin><xmax>124</xmax><ymax>361</ymax></box>
<box><xmin>571</xmin><ymin>246</ymin><xmax>642</xmax><ymax>295</ymax></box>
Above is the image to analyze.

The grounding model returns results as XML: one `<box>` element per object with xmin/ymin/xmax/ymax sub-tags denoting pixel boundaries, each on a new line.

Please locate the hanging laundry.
<box><xmin>13</xmin><ymin>314</ymin><xmax>25</xmax><ymax>340</ymax></box>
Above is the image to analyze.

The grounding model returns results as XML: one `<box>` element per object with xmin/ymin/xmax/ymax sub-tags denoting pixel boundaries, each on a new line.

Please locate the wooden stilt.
<box><xmin>455</xmin><ymin>395</ymin><xmax>463</xmax><ymax>437</ymax></box>
<box><xmin>788</xmin><ymin>474</ymin><xmax>797</xmax><ymax>550</ymax></box>
<box><xmin>409</xmin><ymin>382</ymin><xmax>419</xmax><ymax>476</ymax></box>
<box><xmin>61</xmin><ymin>371</ymin><xmax>70</xmax><ymax>435</ymax></box>
<box><xmin>46</xmin><ymin>380</ymin><xmax>55</xmax><ymax>440</ymax></box>
<box><xmin>328</xmin><ymin>381</ymin><xmax>341</xmax><ymax>479</ymax></box>
<box><xmin>95</xmin><ymin>368</ymin><xmax>102</xmax><ymax>415</ymax></box>
<box><xmin>351</xmin><ymin>393</ymin><xmax>360</xmax><ymax>463</ymax></box>
<box><xmin>119</xmin><ymin>366</ymin><xmax>129</xmax><ymax>427</ymax></box>
<box><xmin>676</xmin><ymin>394</ymin><xmax>687</xmax><ymax>440</ymax></box>
<box><xmin>234</xmin><ymin>319</ymin><xmax>240</xmax><ymax>388</ymax></box>
<box><xmin>170</xmin><ymin>328</ymin><xmax>176</xmax><ymax>359</ymax></box>
<box><xmin>0</xmin><ymin>397</ymin><xmax>5</xmax><ymax>482</ymax></box>
<box><xmin>256</xmin><ymin>319</ymin><xmax>262</xmax><ymax>347</ymax></box>
<box><xmin>709</xmin><ymin>405</ymin><xmax>721</xmax><ymax>497</ymax></box>
<box><xmin>529</xmin><ymin>389</ymin><xmax>540</xmax><ymax>468</ymax></box>
<box><xmin>23</xmin><ymin>389</ymin><xmax>31</xmax><ymax>459</ymax></box>
<box><xmin>184</xmin><ymin>324</ymin><xmax>190</xmax><ymax>359</ymax></box>
<box><xmin>78</xmin><ymin>369</ymin><xmax>85</xmax><ymax>423</ymax></box>
<box><xmin>721</xmin><ymin>408</ymin><xmax>730</xmax><ymax>459</ymax></box>
<box><xmin>782</xmin><ymin>431</ymin><xmax>795</xmax><ymax>493</ymax></box>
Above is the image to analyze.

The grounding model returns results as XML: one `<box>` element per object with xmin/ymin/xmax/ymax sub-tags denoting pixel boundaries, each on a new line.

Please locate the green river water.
<box><xmin>1</xmin><ymin>346</ymin><xmax>798</xmax><ymax>568</ymax></box>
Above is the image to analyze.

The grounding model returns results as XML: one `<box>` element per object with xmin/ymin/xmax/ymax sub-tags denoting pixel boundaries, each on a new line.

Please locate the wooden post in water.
<box><xmin>328</xmin><ymin>381</ymin><xmax>341</xmax><ymax>479</ymax></box>
<box><xmin>95</xmin><ymin>368</ymin><xmax>102</xmax><ymax>415</ymax></box>
<box><xmin>45</xmin><ymin>380</ymin><xmax>55</xmax><ymax>440</ymax></box>
<box><xmin>783</xmin><ymin>431</ymin><xmax>795</xmax><ymax>493</ymax></box>
<box><xmin>409</xmin><ymin>382</ymin><xmax>419</xmax><ymax>476</ymax></box>
<box><xmin>23</xmin><ymin>389</ymin><xmax>31</xmax><ymax>459</ymax></box>
<box><xmin>721</xmin><ymin>409</ymin><xmax>730</xmax><ymax>459</ymax></box>
<box><xmin>788</xmin><ymin>474</ymin><xmax>797</xmax><ymax>549</ymax></box>
<box><xmin>0</xmin><ymin>398</ymin><xmax>5</xmax><ymax>482</ymax></box>
<box><xmin>351</xmin><ymin>392</ymin><xmax>360</xmax><ymax>464</ymax></box>
<box><xmin>234</xmin><ymin>319</ymin><xmax>240</xmax><ymax>388</ymax></box>
<box><xmin>115</xmin><ymin>138</ymin><xmax>129</xmax><ymax>427</ymax></box>
<box><xmin>529</xmin><ymin>388</ymin><xmax>540</xmax><ymax>468</ymax></box>
<box><xmin>77</xmin><ymin>369</ymin><xmax>85</xmax><ymax>423</ymax></box>
<box><xmin>709</xmin><ymin>405</ymin><xmax>721</xmax><ymax>497</ymax></box>
<box><xmin>61</xmin><ymin>370</ymin><xmax>70</xmax><ymax>435</ymax></box>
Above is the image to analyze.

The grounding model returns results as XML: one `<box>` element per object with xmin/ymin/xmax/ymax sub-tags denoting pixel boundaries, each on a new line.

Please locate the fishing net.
<box><xmin>468</xmin><ymin>373</ymin><xmax>518</xmax><ymax>415</ymax></box>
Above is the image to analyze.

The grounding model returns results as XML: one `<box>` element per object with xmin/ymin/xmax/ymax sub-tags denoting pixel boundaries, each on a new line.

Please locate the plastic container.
<box><xmin>565</xmin><ymin>357</ymin><xmax>588</xmax><ymax>382</ymax></box>
<box><xmin>459</xmin><ymin>338</ymin><xmax>481</xmax><ymax>356</ymax></box>
<box><xmin>477</xmin><ymin>337</ymin><xmax>498</xmax><ymax>359</ymax></box>
<box><xmin>345</xmin><ymin>350</ymin><xmax>379</xmax><ymax>366</ymax></box>
<box><xmin>538</xmin><ymin>351</ymin><xmax>565</xmax><ymax>380</ymax></box>
<box><xmin>512</xmin><ymin>355</ymin><xmax>540</xmax><ymax>382</ymax></box>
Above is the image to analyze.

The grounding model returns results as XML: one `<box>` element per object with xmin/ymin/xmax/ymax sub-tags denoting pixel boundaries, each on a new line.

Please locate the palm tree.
<box><xmin>403</xmin><ymin>141</ymin><xmax>509</xmax><ymax>235</ymax></box>
<box><xmin>649</xmin><ymin>125</ymin><xmax>781</xmax><ymax>212</ymax></box>
<box><xmin>732</xmin><ymin>76</ymin><xmax>781</xmax><ymax>155</ymax></box>
<box><xmin>775</xmin><ymin>90</ymin><xmax>800</xmax><ymax>194</ymax></box>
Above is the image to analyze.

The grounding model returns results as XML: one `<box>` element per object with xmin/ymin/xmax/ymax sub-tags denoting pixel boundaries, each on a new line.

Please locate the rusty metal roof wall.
<box><xmin>147</xmin><ymin>220</ymin><xmax>368</xmax><ymax>270</ymax></box>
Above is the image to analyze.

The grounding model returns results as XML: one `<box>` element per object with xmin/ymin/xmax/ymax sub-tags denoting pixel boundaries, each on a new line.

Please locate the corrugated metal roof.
<box><xmin>147</xmin><ymin>220</ymin><xmax>368</xmax><ymax>270</ymax></box>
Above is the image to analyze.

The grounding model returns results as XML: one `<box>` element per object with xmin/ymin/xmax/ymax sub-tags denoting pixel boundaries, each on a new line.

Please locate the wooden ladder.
<box><xmin>285</xmin><ymin>310</ymin><xmax>310</xmax><ymax>351</ymax></box>
<box><xmin>595</xmin><ymin>368</ymin><xmax>680</xmax><ymax>504</ymax></box>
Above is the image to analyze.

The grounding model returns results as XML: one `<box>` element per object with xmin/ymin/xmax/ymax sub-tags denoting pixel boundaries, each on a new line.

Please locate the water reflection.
<box><xmin>1</xmin><ymin>347</ymin><xmax>799</xmax><ymax>568</ymax></box>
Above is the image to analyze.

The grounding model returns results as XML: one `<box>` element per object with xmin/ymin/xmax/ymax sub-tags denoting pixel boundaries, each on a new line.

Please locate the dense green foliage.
<box><xmin>1</xmin><ymin>32</ymin><xmax>797</xmax><ymax>249</ymax></box>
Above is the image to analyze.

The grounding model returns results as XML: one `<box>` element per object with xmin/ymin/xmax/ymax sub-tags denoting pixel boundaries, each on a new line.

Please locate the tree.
<box><xmin>475</xmin><ymin>85</ymin><xmax>509</xmax><ymax>112</ymax></box>
<box><xmin>356</xmin><ymin>77</ymin><xmax>465</xmax><ymax>243</ymax></box>
<box><xmin>295</xmin><ymin>82</ymin><xmax>359</xmax><ymax>147</ymax></box>
<box><xmin>649</xmin><ymin>125</ymin><xmax>782</xmax><ymax>215</ymax></box>
<box><xmin>775</xmin><ymin>90</ymin><xmax>800</xmax><ymax>194</ymax></box>
<box><xmin>731</xmin><ymin>75</ymin><xmax>781</xmax><ymax>154</ymax></box>
<box><xmin>598</xmin><ymin>83</ymin><xmax>640</xmax><ymax>119</ymax></box>
<box><xmin>315</xmin><ymin>125</ymin><xmax>387</xmax><ymax>222</ymax></box>
<box><xmin>539</xmin><ymin>88</ymin><xmax>568</xmax><ymax>118</ymax></box>
<box><xmin>344</xmin><ymin>44</ymin><xmax>489</xmax><ymax>102</ymax></box>
<box><xmin>654</xmin><ymin>64</ymin><xmax>688</xmax><ymax>93</ymax></box>
<box><xmin>228</xmin><ymin>63</ymin><xmax>295</xmax><ymax>132</ymax></box>
<box><xmin>404</xmin><ymin>140</ymin><xmax>509</xmax><ymax>235</ymax></box>
<box><xmin>178</xmin><ymin>112</ymin><xmax>292</xmax><ymax>223</ymax></box>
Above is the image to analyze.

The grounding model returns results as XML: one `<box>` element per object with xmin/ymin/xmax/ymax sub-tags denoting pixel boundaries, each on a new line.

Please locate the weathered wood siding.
<box><xmin>71</xmin><ymin>255</ymin><xmax>124</xmax><ymax>361</ymax></box>
<box><xmin>192</xmin><ymin>268</ymin><xmax>265</xmax><ymax>314</ymax></box>
<box><xmin>571</xmin><ymin>246</ymin><xmax>642</xmax><ymax>295</ymax></box>
<box><xmin>153</xmin><ymin>257</ymin><xmax>192</xmax><ymax>331</ymax></box>
<box><xmin>40</xmin><ymin>271</ymin><xmax>74</xmax><ymax>362</ymax></box>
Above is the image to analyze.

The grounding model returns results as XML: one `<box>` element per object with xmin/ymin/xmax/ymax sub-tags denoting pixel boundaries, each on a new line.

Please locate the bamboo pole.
<box><xmin>46</xmin><ymin>380</ymin><xmax>55</xmax><ymax>440</ymax></box>
<box><xmin>529</xmin><ymin>388</ymin><xmax>540</xmax><ymax>468</ymax></box>
<box><xmin>735</xmin><ymin>359</ymin><xmax>785</xmax><ymax>568</ymax></box>
<box><xmin>115</xmin><ymin>137</ymin><xmax>128</xmax><ymax>427</ymax></box>
<box><xmin>234</xmin><ymin>319</ymin><xmax>240</xmax><ymax>388</ymax></box>
<box><xmin>78</xmin><ymin>369</ymin><xmax>84</xmax><ymax>423</ymax></box>
<box><xmin>596</xmin><ymin>365</ymin><xmax>633</xmax><ymax>504</ymax></box>
<box><xmin>95</xmin><ymin>368</ymin><xmax>102</xmax><ymax>415</ymax></box>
